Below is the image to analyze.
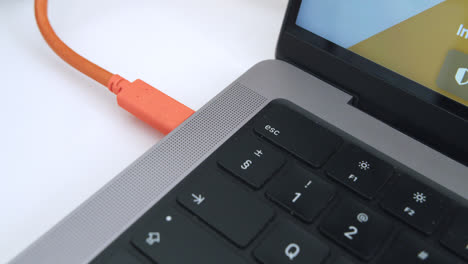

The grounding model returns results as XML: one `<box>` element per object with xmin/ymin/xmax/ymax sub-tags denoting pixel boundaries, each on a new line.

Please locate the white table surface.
<box><xmin>0</xmin><ymin>0</ymin><xmax>288</xmax><ymax>262</ymax></box>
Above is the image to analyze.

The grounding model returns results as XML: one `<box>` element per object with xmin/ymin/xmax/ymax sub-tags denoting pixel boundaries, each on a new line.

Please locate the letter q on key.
<box><xmin>285</xmin><ymin>243</ymin><xmax>300</xmax><ymax>260</ymax></box>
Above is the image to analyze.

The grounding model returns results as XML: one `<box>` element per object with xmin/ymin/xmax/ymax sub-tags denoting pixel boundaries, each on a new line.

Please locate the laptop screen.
<box><xmin>296</xmin><ymin>0</ymin><xmax>468</xmax><ymax>107</ymax></box>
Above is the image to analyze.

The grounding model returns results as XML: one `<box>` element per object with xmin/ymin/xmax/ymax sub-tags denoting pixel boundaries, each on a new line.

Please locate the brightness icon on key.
<box><xmin>358</xmin><ymin>161</ymin><xmax>371</xmax><ymax>171</ymax></box>
<box><xmin>413</xmin><ymin>192</ymin><xmax>427</xmax><ymax>203</ymax></box>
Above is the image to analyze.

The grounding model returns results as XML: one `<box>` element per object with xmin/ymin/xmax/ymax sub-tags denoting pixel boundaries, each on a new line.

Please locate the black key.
<box><xmin>254</xmin><ymin>102</ymin><xmax>342</xmax><ymax>168</ymax></box>
<box><xmin>333</xmin><ymin>256</ymin><xmax>355</xmax><ymax>264</ymax></box>
<box><xmin>441</xmin><ymin>208</ymin><xmax>468</xmax><ymax>261</ymax></box>
<box><xmin>104</xmin><ymin>252</ymin><xmax>142</xmax><ymax>264</ymax></box>
<box><xmin>131</xmin><ymin>208</ymin><xmax>246</xmax><ymax>264</ymax></box>
<box><xmin>380</xmin><ymin>233</ymin><xmax>452</xmax><ymax>264</ymax></box>
<box><xmin>266</xmin><ymin>165</ymin><xmax>335</xmax><ymax>222</ymax></box>
<box><xmin>319</xmin><ymin>200</ymin><xmax>393</xmax><ymax>260</ymax></box>
<box><xmin>254</xmin><ymin>221</ymin><xmax>329</xmax><ymax>264</ymax></box>
<box><xmin>380</xmin><ymin>176</ymin><xmax>449</xmax><ymax>234</ymax></box>
<box><xmin>177</xmin><ymin>174</ymin><xmax>274</xmax><ymax>247</ymax></box>
<box><xmin>218</xmin><ymin>134</ymin><xmax>285</xmax><ymax>188</ymax></box>
<box><xmin>325</xmin><ymin>144</ymin><xmax>393</xmax><ymax>199</ymax></box>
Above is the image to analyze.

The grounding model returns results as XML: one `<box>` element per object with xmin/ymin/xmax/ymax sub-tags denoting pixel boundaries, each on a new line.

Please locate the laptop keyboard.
<box><xmin>92</xmin><ymin>99</ymin><xmax>467</xmax><ymax>264</ymax></box>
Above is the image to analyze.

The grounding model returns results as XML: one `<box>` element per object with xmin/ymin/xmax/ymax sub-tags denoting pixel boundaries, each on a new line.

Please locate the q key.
<box><xmin>254</xmin><ymin>221</ymin><xmax>329</xmax><ymax>264</ymax></box>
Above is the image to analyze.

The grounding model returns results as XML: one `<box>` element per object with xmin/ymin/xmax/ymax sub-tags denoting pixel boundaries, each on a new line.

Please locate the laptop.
<box><xmin>11</xmin><ymin>0</ymin><xmax>468</xmax><ymax>263</ymax></box>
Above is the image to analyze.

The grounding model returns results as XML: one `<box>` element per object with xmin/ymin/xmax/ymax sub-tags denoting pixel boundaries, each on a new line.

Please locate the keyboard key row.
<box><xmin>216</xmin><ymin>123</ymin><xmax>457</xmax><ymax>256</ymax></box>
<box><xmin>129</xmin><ymin>203</ymin><xmax>460</xmax><ymax>264</ymax></box>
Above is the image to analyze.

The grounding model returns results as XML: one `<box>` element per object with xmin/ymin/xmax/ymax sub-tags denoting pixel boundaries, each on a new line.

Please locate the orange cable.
<box><xmin>34</xmin><ymin>0</ymin><xmax>113</xmax><ymax>86</ymax></box>
<box><xmin>34</xmin><ymin>0</ymin><xmax>195</xmax><ymax>134</ymax></box>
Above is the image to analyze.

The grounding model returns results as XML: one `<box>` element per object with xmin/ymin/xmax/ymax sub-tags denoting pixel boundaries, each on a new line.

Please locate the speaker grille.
<box><xmin>11</xmin><ymin>83</ymin><xmax>267</xmax><ymax>264</ymax></box>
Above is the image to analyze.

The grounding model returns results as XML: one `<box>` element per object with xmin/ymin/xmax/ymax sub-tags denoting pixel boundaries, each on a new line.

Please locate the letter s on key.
<box><xmin>240</xmin><ymin>160</ymin><xmax>252</xmax><ymax>170</ymax></box>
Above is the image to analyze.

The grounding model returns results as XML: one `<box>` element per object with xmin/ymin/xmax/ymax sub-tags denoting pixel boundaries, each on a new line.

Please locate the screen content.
<box><xmin>296</xmin><ymin>0</ymin><xmax>468</xmax><ymax>106</ymax></box>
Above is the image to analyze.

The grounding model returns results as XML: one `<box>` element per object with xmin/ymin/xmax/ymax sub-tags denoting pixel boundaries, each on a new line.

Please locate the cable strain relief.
<box><xmin>107</xmin><ymin>74</ymin><xmax>131</xmax><ymax>95</ymax></box>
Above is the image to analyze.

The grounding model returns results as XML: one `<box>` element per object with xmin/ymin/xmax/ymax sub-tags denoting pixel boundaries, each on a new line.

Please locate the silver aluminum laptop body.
<box><xmin>10</xmin><ymin>59</ymin><xmax>468</xmax><ymax>263</ymax></box>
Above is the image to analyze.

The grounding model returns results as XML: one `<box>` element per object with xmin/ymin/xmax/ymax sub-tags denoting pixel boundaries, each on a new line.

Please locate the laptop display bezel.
<box><xmin>276</xmin><ymin>0</ymin><xmax>468</xmax><ymax>166</ymax></box>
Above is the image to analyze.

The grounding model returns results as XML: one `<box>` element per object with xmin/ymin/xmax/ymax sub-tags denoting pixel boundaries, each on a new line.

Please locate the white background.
<box><xmin>0</xmin><ymin>0</ymin><xmax>288</xmax><ymax>262</ymax></box>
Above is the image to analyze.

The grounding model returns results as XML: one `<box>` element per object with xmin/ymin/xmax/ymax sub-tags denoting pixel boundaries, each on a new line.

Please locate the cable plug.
<box><xmin>108</xmin><ymin>75</ymin><xmax>194</xmax><ymax>135</ymax></box>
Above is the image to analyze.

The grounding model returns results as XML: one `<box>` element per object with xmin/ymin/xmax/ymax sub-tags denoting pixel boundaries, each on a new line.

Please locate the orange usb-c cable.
<box><xmin>34</xmin><ymin>0</ymin><xmax>194</xmax><ymax>134</ymax></box>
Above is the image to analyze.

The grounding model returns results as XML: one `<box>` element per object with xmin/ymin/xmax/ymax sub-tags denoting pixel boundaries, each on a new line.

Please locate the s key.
<box><xmin>218</xmin><ymin>133</ymin><xmax>285</xmax><ymax>188</ymax></box>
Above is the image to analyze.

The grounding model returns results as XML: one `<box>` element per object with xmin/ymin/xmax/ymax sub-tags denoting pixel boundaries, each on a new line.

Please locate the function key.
<box><xmin>254</xmin><ymin>102</ymin><xmax>342</xmax><ymax>168</ymax></box>
<box><xmin>325</xmin><ymin>144</ymin><xmax>393</xmax><ymax>199</ymax></box>
<box><xmin>380</xmin><ymin>176</ymin><xmax>449</xmax><ymax>235</ymax></box>
<box><xmin>319</xmin><ymin>200</ymin><xmax>393</xmax><ymax>260</ymax></box>
<box><xmin>218</xmin><ymin>134</ymin><xmax>285</xmax><ymax>188</ymax></box>
<box><xmin>254</xmin><ymin>221</ymin><xmax>329</xmax><ymax>264</ymax></box>
<box><xmin>177</xmin><ymin>174</ymin><xmax>274</xmax><ymax>247</ymax></box>
<box><xmin>379</xmin><ymin>233</ymin><xmax>454</xmax><ymax>264</ymax></box>
<box><xmin>266</xmin><ymin>165</ymin><xmax>335</xmax><ymax>222</ymax></box>
<box><xmin>131</xmin><ymin>208</ymin><xmax>247</xmax><ymax>264</ymax></box>
<box><xmin>440</xmin><ymin>208</ymin><xmax>468</xmax><ymax>261</ymax></box>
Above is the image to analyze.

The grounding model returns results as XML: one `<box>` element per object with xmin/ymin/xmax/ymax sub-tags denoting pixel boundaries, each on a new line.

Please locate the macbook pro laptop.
<box><xmin>11</xmin><ymin>0</ymin><xmax>468</xmax><ymax>263</ymax></box>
